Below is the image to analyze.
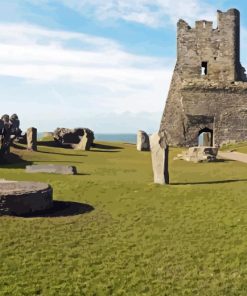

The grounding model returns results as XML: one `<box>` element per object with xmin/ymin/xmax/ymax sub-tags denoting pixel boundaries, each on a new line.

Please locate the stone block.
<box><xmin>25</xmin><ymin>164</ymin><xmax>77</xmax><ymax>175</ymax></box>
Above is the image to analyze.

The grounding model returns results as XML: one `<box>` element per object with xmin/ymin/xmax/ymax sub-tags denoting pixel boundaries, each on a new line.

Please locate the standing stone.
<box><xmin>27</xmin><ymin>127</ymin><xmax>37</xmax><ymax>151</ymax></box>
<box><xmin>75</xmin><ymin>129</ymin><xmax>94</xmax><ymax>151</ymax></box>
<box><xmin>150</xmin><ymin>132</ymin><xmax>169</xmax><ymax>185</ymax></box>
<box><xmin>137</xmin><ymin>130</ymin><xmax>150</xmax><ymax>151</ymax></box>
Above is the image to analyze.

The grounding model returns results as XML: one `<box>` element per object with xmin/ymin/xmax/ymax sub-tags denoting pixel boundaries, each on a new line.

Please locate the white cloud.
<box><xmin>50</xmin><ymin>0</ymin><xmax>216</xmax><ymax>28</ymax></box>
<box><xmin>0</xmin><ymin>23</ymin><xmax>173</xmax><ymax>131</ymax></box>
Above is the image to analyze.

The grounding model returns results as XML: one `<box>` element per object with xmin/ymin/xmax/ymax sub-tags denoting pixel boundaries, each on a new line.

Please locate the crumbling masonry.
<box><xmin>159</xmin><ymin>9</ymin><xmax>247</xmax><ymax>147</ymax></box>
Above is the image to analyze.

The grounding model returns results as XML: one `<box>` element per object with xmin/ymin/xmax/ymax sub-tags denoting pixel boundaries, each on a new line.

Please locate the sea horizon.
<box><xmin>38</xmin><ymin>132</ymin><xmax>138</xmax><ymax>144</ymax></box>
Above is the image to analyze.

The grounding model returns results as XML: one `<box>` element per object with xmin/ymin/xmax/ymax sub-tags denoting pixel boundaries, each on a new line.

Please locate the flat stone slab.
<box><xmin>0</xmin><ymin>180</ymin><xmax>53</xmax><ymax>216</ymax></box>
<box><xmin>25</xmin><ymin>164</ymin><xmax>77</xmax><ymax>175</ymax></box>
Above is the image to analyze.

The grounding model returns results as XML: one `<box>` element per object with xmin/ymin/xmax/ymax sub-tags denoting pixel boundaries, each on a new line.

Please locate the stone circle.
<box><xmin>0</xmin><ymin>180</ymin><xmax>53</xmax><ymax>216</ymax></box>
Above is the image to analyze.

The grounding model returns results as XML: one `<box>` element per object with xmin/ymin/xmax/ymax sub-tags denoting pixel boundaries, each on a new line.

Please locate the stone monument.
<box><xmin>137</xmin><ymin>130</ymin><xmax>150</xmax><ymax>151</ymax></box>
<box><xmin>27</xmin><ymin>127</ymin><xmax>37</xmax><ymax>151</ymax></box>
<box><xmin>150</xmin><ymin>132</ymin><xmax>169</xmax><ymax>185</ymax></box>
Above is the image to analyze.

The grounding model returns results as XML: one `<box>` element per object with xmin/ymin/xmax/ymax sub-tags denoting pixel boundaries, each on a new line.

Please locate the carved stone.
<box><xmin>0</xmin><ymin>180</ymin><xmax>53</xmax><ymax>216</ymax></box>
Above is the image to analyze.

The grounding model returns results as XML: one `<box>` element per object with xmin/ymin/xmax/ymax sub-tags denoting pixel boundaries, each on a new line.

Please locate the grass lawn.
<box><xmin>1</xmin><ymin>140</ymin><xmax>247</xmax><ymax>295</ymax></box>
<box><xmin>221</xmin><ymin>142</ymin><xmax>247</xmax><ymax>154</ymax></box>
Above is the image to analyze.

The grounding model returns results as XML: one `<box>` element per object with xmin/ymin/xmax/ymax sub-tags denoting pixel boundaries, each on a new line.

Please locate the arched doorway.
<box><xmin>198</xmin><ymin>127</ymin><xmax>213</xmax><ymax>146</ymax></box>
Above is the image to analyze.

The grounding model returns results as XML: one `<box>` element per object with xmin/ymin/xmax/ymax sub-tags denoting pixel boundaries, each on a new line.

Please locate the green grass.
<box><xmin>220</xmin><ymin>141</ymin><xmax>247</xmax><ymax>153</ymax></box>
<box><xmin>1</xmin><ymin>141</ymin><xmax>247</xmax><ymax>295</ymax></box>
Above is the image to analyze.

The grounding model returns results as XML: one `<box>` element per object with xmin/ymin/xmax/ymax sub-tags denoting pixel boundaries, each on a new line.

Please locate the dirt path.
<box><xmin>218</xmin><ymin>151</ymin><xmax>247</xmax><ymax>163</ymax></box>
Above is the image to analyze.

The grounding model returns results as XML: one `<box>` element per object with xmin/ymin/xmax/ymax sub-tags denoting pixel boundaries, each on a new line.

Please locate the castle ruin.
<box><xmin>159</xmin><ymin>8</ymin><xmax>247</xmax><ymax>147</ymax></box>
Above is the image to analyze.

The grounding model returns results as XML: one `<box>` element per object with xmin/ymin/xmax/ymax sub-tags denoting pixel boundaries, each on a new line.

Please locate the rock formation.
<box><xmin>175</xmin><ymin>147</ymin><xmax>218</xmax><ymax>163</ymax></box>
<box><xmin>159</xmin><ymin>9</ymin><xmax>247</xmax><ymax>147</ymax></box>
<box><xmin>0</xmin><ymin>114</ymin><xmax>22</xmax><ymax>158</ymax></box>
<box><xmin>54</xmin><ymin>128</ymin><xmax>94</xmax><ymax>149</ymax></box>
<box><xmin>74</xmin><ymin>129</ymin><xmax>94</xmax><ymax>151</ymax></box>
<box><xmin>137</xmin><ymin>130</ymin><xmax>150</xmax><ymax>151</ymax></box>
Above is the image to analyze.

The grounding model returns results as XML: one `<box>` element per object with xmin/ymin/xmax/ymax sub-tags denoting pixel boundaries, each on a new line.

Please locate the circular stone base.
<box><xmin>0</xmin><ymin>180</ymin><xmax>53</xmax><ymax>216</ymax></box>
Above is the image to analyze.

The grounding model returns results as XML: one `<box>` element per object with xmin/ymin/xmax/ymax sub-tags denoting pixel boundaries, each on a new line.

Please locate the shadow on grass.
<box><xmin>93</xmin><ymin>143</ymin><xmax>123</xmax><ymax>150</ymax></box>
<box><xmin>0</xmin><ymin>153</ymin><xmax>32</xmax><ymax>169</ymax></box>
<box><xmin>33</xmin><ymin>160</ymin><xmax>84</xmax><ymax>164</ymax></box>
<box><xmin>37</xmin><ymin>140</ymin><xmax>59</xmax><ymax>148</ymax></box>
<box><xmin>38</xmin><ymin>150</ymin><xmax>87</xmax><ymax>157</ymax></box>
<box><xmin>91</xmin><ymin>150</ymin><xmax>120</xmax><ymax>153</ymax></box>
<box><xmin>214</xmin><ymin>159</ymin><xmax>236</xmax><ymax>162</ymax></box>
<box><xmin>171</xmin><ymin>179</ymin><xmax>247</xmax><ymax>185</ymax></box>
<box><xmin>23</xmin><ymin>201</ymin><xmax>94</xmax><ymax>218</ymax></box>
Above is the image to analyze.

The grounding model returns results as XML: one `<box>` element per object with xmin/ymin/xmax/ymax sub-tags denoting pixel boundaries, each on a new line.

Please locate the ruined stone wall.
<box><xmin>177</xmin><ymin>9</ymin><xmax>244</xmax><ymax>81</ymax></box>
<box><xmin>181</xmin><ymin>82</ymin><xmax>247</xmax><ymax>146</ymax></box>
<box><xmin>159</xmin><ymin>8</ymin><xmax>247</xmax><ymax>147</ymax></box>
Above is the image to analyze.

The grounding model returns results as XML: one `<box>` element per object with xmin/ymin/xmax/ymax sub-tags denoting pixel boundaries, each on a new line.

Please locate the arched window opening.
<box><xmin>198</xmin><ymin>128</ymin><xmax>213</xmax><ymax>146</ymax></box>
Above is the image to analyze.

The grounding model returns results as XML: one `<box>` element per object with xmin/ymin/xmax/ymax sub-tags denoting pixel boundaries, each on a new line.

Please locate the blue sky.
<box><xmin>0</xmin><ymin>0</ymin><xmax>247</xmax><ymax>133</ymax></box>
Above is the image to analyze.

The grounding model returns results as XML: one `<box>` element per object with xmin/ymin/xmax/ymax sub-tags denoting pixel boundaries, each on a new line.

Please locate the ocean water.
<box><xmin>38</xmin><ymin>132</ymin><xmax>137</xmax><ymax>144</ymax></box>
<box><xmin>95</xmin><ymin>134</ymin><xmax>136</xmax><ymax>144</ymax></box>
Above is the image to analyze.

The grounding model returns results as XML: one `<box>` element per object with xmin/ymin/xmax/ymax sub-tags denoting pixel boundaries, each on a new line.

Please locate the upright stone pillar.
<box><xmin>150</xmin><ymin>132</ymin><xmax>169</xmax><ymax>185</ymax></box>
<box><xmin>27</xmin><ymin>127</ymin><xmax>37</xmax><ymax>151</ymax></box>
<box><xmin>75</xmin><ymin>129</ymin><xmax>94</xmax><ymax>151</ymax></box>
<box><xmin>137</xmin><ymin>130</ymin><xmax>150</xmax><ymax>151</ymax></box>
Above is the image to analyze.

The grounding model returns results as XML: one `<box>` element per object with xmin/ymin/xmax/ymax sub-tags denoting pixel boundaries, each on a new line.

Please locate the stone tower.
<box><xmin>159</xmin><ymin>8</ymin><xmax>247</xmax><ymax>147</ymax></box>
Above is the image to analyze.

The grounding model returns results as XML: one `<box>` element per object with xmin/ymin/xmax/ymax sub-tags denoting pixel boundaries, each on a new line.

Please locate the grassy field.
<box><xmin>221</xmin><ymin>141</ymin><xmax>247</xmax><ymax>154</ymax></box>
<box><xmin>1</xmin><ymin>140</ymin><xmax>247</xmax><ymax>295</ymax></box>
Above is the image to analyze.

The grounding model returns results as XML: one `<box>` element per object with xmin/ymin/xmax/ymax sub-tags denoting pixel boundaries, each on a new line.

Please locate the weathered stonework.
<box><xmin>0</xmin><ymin>180</ymin><xmax>53</xmax><ymax>216</ymax></box>
<box><xmin>27</xmin><ymin>127</ymin><xmax>37</xmax><ymax>151</ymax></box>
<box><xmin>150</xmin><ymin>133</ymin><xmax>169</xmax><ymax>184</ymax></box>
<box><xmin>26</xmin><ymin>164</ymin><xmax>77</xmax><ymax>175</ymax></box>
<box><xmin>137</xmin><ymin>130</ymin><xmax>150</xmax><ymax>151</ymax></box>
<box><xmin>159</xmin><ymin>9</ymin><xmax>247</xmax><ymax>147</ymax></box>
